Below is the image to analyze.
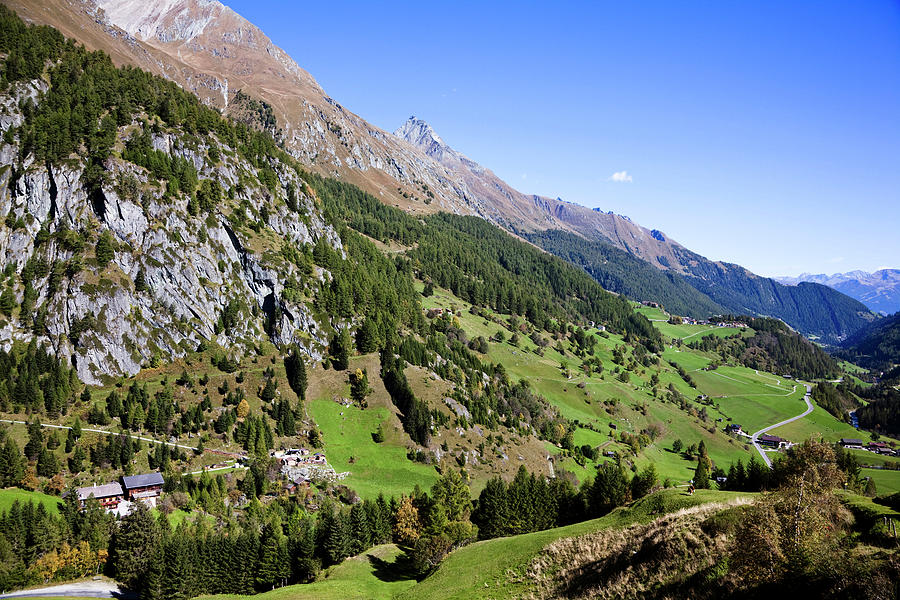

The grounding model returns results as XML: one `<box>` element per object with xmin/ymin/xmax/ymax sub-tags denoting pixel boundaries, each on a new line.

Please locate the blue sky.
<box><xmin>223</xmin><ymin>1</ymin><xmax>900</xmax><ymax>277</ymax></box>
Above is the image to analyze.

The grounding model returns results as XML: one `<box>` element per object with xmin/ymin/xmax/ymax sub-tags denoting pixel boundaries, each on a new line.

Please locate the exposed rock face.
<box><xmin>0</xmin><ymin>82</ymin><xmax>339</xmax><ymax>383</ymax></box>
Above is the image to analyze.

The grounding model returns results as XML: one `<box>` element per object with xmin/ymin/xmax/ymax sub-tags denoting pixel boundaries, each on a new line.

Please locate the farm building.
<box><xmin>840</xmin><ymin>438</ymin><xmax>864</xmax><ymax>449</ymax></box>
<box><xmin>122</xmin><ymin>472</ymin><xmax>165</xmax><ymax>507</ymax></box>
<box><xmin>75</xmin><ymin>482</ymin><xmax>124</xmax><ymax>510</ymax></box>
<box><xmin>758</xmin><ymin>434</ymin><xmax>790</xmax><ymax>449</ymax></box>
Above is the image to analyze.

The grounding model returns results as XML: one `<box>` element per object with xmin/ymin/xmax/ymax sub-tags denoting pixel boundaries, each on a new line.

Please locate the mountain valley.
<box><xmin>0</xmin><ymin>2</ymin><xmax>897</xmax><ymax>600</ymax></box>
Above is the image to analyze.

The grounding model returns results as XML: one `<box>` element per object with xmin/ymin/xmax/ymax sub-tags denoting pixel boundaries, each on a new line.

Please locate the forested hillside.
<box><xmin>839</xmin><ymin>311</ymin><xmax>900</xmax><ymax>371</ymax></box>
<box><xmin>524</xmin><ymin>230</ymin><xmax>725</xmax><ymax>318</ymax></box>
<box><xmin>670</xmin><ymin>246</ymin><xmax>876</xmax><ymax>344</ymax></box>
<box><xmin>685</xmin><ymin>316</ymin><xmax>841</xmax><ymax>380</ymax></box>
<box><xmin>315</xmin><ymin>173</ymin><xmax>662</xmax><ymax>348</ymax></box>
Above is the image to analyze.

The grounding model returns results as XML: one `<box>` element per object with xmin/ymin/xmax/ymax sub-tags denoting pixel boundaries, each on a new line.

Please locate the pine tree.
<box><xmin>324</xmin><ymin>510</ymin><xmax>351</xmax><ymax>565</ymax></box>
<box><xmin>472</xmin><ymin>476</ymin><xmax>508</xmax><ymax>539</ymax></box>
<box><xmin>134</xmin><ymin>269</ymin><xmax>148</xmax><ymax>292</ymax></box>
<box><xmin>111</xmin><ymin>502</ymin><xmax>160</xmax><ymax>590</ymax></box>
<box><xmin>0</xmin><ymin>438</ymin><xmax>24</xmax><ymax>486</ymax></box>
<box><xmin>694</xmin><ymin>454</ymin><xmax>711</xmax><ymax>489</ymax></box>
<box><xmin>94</xmin><ymin>230</ymin><xmax>115</xmax><ymax>267</ymax></box>
<box><xmin>162</xmin><ymin>537</ymin><xmax>195</xmax><ymax>600</ymax></box>
<box><xmin>589</xmin><ymin>461</ymin><xmax>630</xmax><ymax>517</ymax></box>
<box><xmin>260</xmin><ymin>378</ymin><xmax>276</xmax><ymax>402</ymax></box>
<box><xmin>284</xmin><ymin>346</ymin><xmax>307</xmax><ymax>402</ymax></box>
<box><xmin>349</xmin><ymin>502</ymin><xmax>371</xmax><ymax>555</ymax></box>
<box><xmin>255</xmin><ymin>526</ymin><xmax>282</xmax><ymax>590</ymax></box>
<box><xmin>355</xmin><ymin>317</ymin><xmax>379</xmax><ymax>353</ymax></box>
<box><xmin>0</xmin><ymin>286</ymin><xmax>15</xmax><ymax>317</ymax></box>
<box><xmin>331</xmin><ymin>328</ymin><xmax>351</xmax><ymax>371</ymax></box>
<box><xmin>68</xmin><ymin>446</ymin><xmax>85</xmax><ymax>473</ymax></box>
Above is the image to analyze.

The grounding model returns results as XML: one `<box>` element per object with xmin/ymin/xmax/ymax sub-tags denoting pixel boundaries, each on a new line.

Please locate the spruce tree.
<box><xmin>589</xmin><ymin>461</ymin><xmax>630</xmax><ymax>517</ymax></box>
<box><xmin>324</xmin><ymin>510</ymin><xmax>351</xmax><ymax>565</ymax></box>
<box><xmin>331</xmin><ymin>328</ymin><xmax>351</xmax><ymax>371</ymax></box>
<box><xmin>694</xmin><ymin>454</ymin><xmax>711</xmax><ymax>489</ymax></box>
<box><xmin>284</xmin><ymin>346</ymin><xmax>308</xmax><ymax>402</ymax></box>
<box><xmin>349</xmin><ymin>502</ymin><xmax>371</xmax><ymax>555</ymax></box>
<box><xmin>472</xmin><ymin>477</ymin><xmax>509</xmax><ymax>539</ymax></box>
<box><xmin>111</xmin><ymin>502</ymin><xmax>160</xmax><ymax>590</ymax></box>
<box><xmin>95</xmin><ymin>230</ymin><xmax>115</xmax><ymax>267</ymax></box>
<box><xmin>0</xmin><ymin>438</ymin><xmax>24</xmax><ymax>486</ymax></box>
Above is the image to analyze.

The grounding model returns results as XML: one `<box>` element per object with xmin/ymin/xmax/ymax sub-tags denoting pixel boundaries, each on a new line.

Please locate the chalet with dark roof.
<box><xmin>840</xmin><ymin>438</ymin><xmax>864</xmax><ymax>449</ymax></box>
<box><xmin>122</xmin><ymin>472</ymin><xmax>165</xmax><ymax>507</ymax></box>
<box><xmin>758</xmin><ymin>434</ymin><xmax>790</xmax><ymax>449</ymax></box>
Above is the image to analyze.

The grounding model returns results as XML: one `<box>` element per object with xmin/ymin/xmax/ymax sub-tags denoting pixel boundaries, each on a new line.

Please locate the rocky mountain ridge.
<box><xmin>2</xmin><ymin>0</ymin><xmax>879</xmax><ymax>344</ymax></box>
<box><xmin>777</xmin><ymin>269</ymin><xmax>900</xmax><ymax>315</ymax></box>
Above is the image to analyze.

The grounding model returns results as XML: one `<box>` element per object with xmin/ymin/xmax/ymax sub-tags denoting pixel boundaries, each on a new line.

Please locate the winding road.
<box><xmin>749</xmin><ymin>384</ymin><xmax>813</xmax><ymax>467</ymax></box>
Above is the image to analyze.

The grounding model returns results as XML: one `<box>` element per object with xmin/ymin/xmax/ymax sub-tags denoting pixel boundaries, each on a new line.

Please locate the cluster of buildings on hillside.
<box><xmin>74</xmin><ymin>472</ymin><xmax>165</xmax><ymax>516</ymax></box>
<box><xmin>724</xmin><ymin>424</ymin><xmax>794</xmax><ymax>450</ymax></box>
<box><xmin>840</xmin><ymin>438</ymin><xmax>899</xmax><ymax>456</ymax></box>
<box><xmin>271</xmin><ymin>448</ymin><xmax>347</xmax><ymax>494</ymax></box>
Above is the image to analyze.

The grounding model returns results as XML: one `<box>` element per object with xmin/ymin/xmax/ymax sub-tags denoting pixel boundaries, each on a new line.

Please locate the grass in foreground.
<box><xmin>397</xmin><ymin>488</ymin><xmax>753</xmax><ymax>600</ymax></box>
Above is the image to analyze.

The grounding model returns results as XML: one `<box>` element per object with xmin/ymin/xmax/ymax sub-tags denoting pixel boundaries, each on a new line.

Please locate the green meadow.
<box><xmin>309</xmin><ymin>398</ymin><xmax>438</xmax><ymax>500</ymax></box>
<box><xmin>0</xmin><ymin>488</ymin><xmax>62</xmax><ymax>514</ymax></box>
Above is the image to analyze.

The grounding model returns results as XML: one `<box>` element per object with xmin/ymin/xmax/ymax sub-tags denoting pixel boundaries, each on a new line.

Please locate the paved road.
<box><xmin>750</xmin><ymin>384</ymin><xmax>813</xmax><ymax>467</ymax></box>
<box><xmin>0</xmin><ymin>580</ymin><xmax>135</xmax><ymax>599</ymax></box>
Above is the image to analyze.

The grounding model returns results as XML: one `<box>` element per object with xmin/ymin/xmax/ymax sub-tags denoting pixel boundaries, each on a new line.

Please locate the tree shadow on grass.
<box><xmin>368</xmin><ymin>550</ymin><xmax>419</xmax><ymax>583</ymax></box>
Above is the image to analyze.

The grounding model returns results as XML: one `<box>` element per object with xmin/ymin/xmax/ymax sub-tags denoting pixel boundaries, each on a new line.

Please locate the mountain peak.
<box><xmin>394</xmin><ymin>116</ymin><xmax>449</xmax><ymax>157</ymax></box>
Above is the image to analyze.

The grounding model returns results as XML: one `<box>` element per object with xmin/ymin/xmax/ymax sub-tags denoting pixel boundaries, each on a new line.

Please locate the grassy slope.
<box><xmin>304</xmin><ymin>352</ymin><xmax>440</xmax><ymax>500</ymax></box>
<box><xmin>397</xmin><ymin>489</ymin><xmax>752</xmax><ymax>600</ymax></box>
<box><xmin>419</xmin><ymin>285</ymin><xmax>874</xmax><ymax>486</ymax></box>
<box><xmin>200</xmin><ymin>544</ymin><xmax>416</xmax><ymax>600</ymax></box>
<box><xmin>862</xmin><ymin>468</ymin><xmax>900</xmax><ymax>496</ymax></box>
<box><xmin>0</xmin><ymin>488</ymin><xmax>62</xmax><ymax>514</ymax></box>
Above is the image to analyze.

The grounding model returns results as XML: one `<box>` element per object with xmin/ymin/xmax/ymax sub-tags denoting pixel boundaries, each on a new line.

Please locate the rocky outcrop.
<box><xmin>0</xmin><ymin>83</ymin><xmax>339</xmax><ymax>383</ymax></box>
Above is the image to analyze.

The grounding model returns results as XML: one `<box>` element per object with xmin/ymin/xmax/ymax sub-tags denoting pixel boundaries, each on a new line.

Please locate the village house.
<box><xmin>758</xmin><ymin>434</ymin><xmax>790</xmax><ymax>449</ymax></box>
<box><xmin>122</xmin><ymin>472</ymin><xmax>165</xmax><ymax>507</ymax></box>
<box><xmin>75</xmin><ymin>482</ymin><xmax>124</xmax><ymax>510</ymax></box>
<box><xmin>866</xmin><ymin>441</ymin><xmax>893</xmax><ymax>455</ymax></box>
<box><xmin>725</xmin><ymin>423</ymin><xmax>743</xmax><ymax>435</ymax></box>
<box><xmin>840</xmin><ymin>438</ymin><xmax>864</xmax><ymax>450</ymax></box>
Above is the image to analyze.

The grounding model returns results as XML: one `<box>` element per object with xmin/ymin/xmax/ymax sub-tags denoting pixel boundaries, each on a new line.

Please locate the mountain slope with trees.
<box><xmin>839</xmin><ymin>311</ymin><xmax>900</xmax><ymax>371</ymax></box>
<box><xmin>524</xmin><ymin>229</ymin><xmax>725</xmax><ymax>318</ymax></box>
<box><xmin>6</xmin><ymin>0</ymin><xmax>877</xmax><ymax>347</ymax></box>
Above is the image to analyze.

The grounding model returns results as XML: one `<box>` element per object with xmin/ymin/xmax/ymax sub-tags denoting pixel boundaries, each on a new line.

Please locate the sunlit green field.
<box><xmin>0</xmin><ymin>488</ymin><xmax>62</xmax><ymax>514</ymax></box>
<box><xmin>309</xmin><ymin>398</ymin><xmax>438</xmax><ymax>500</ymax></box>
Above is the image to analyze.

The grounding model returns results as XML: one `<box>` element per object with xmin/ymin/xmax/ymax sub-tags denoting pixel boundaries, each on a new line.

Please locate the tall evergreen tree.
<box><xmin>694</xmin><ymin>454</ymin><xmax>711</xmax><ymax>489</ymax></box>
<box><xmin>284</xmin><ymin>346</ymin><xmax>307</xmax><ymax>402</ymax></box>
<box><xmin>111</xmin><ymin>502</ymin><xmax>160</xmax><ymax>590</ymax></box>
<box><xmin>331</xmin><ymin>328</ymin><xmax>352</xmax><ymax>371</ymax></box>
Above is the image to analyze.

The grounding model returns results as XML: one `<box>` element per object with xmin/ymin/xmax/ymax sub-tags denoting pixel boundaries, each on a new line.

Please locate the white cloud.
<box><xmin>608</xmin><ymin>171</ymin><xmax>633</xmax><ymax>183</ymax></box>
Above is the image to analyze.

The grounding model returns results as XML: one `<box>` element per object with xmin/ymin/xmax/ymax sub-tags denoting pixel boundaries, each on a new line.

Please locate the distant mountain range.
<box><xmin>776</xmin><ymin>270</ymin><xmax>900</xmax><ymax>315</ymax></box>
<box><xmin>7</xmin><ymin>0</ymin><xmax>878</xmax><ymax>344</ymax></box>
